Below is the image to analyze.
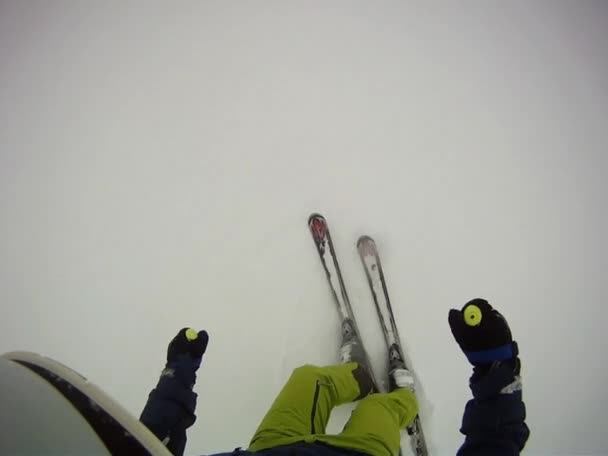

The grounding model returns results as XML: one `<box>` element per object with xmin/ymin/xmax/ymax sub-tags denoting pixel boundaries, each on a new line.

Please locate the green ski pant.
<box><xmin>248</xmin><ymin>363</ymin><xmax>418</xmax><ymax>456</ymax></box>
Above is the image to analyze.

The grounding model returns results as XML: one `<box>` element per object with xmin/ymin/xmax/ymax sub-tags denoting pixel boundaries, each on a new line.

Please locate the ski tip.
<box><xmin>308</xmin><ymin>213</ymin><xmax>326</xmax><ymax>225</ymax></box>
<box><xmin>308</xmin><ymin>213</ymin><xmax>329</xmax><ymax>243</ymax></box>
<box><xmin>357</xmin><ymin>235</ymin><xmax>376</xmax><ymax>249</ymax></box>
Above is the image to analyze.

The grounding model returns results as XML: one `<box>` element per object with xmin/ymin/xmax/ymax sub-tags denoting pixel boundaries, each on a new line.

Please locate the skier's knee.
<box><xmin>366</xmin><ymin>389</ymin><xmax>418</xmax><ymax>414</ymax></box>
<box><xmin>389</xmin><ymin>389</ymin><xmax>419</xmax><ymax>427</ymax></box>
<box><xmin>291</xmin><ymin>364</ymin><xmax>321</xmax><ymax>382</ymax></box>
<box><xmin>391</xmin><ymin>386</ymin><xmax>417</xmax><ymax>406</ymax></box>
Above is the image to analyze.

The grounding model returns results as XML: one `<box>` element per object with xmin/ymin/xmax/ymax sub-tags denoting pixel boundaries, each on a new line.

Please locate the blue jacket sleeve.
<box><xmin>140</xmin><ymin>356</ymin><xmax>200</xmax><ymax>456</ymax></box>
<box><xmin>457</xmin><ymin>361</ymin><xmax>530</xmax><ymax>456</ymax></box>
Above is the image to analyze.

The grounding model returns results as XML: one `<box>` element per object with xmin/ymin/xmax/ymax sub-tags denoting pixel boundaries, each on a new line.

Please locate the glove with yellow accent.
<box><xmin>167</xmin><ymin>328</ymin><xmax>209</xmax><ymax>365</ymax></box>
<box><xmin>161</xmin><ymin>328</ymin><xmax>209</xmax><ymax>390</ymax></box>
<box><xmin>448</xmin><ymin>298</ymin><xmax>518</xmax><ymax>366</ymax></box>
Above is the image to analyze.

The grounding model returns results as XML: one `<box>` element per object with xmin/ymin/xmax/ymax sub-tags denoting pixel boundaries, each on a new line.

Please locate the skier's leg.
<box><xmin>318</xmin><ymin>388</ymin><xmax>418</xmax><ymax>456</ymax></box>
<box><xmin>248</xmin><ymin>362</ymin><xmax>370</xmax><ymax>452</ymax></box>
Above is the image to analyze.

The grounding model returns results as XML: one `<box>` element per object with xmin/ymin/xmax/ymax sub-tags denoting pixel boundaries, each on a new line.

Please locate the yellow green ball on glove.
<box><xmin>448</xmin><ymin>298</ymin><xmax>518</xmax><ymax>366</ymax></box>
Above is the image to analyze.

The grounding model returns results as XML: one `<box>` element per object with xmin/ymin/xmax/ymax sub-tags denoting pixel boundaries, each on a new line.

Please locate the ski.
<box><xmin>357</xmin><ymin>235</ymin><xmax>428</xmax><ymax>456</ymax></box>
<box><xmin>308</xmin><ymin>214</ymin><xmax>377</xmax><ymax>389</ymax></box>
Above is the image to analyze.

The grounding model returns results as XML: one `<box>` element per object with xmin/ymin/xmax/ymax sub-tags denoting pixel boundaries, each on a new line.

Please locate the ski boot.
<box><xmin>388</xmin><ymin>343</ymin><xmax>415</xmax><ymax>391</ymax></box>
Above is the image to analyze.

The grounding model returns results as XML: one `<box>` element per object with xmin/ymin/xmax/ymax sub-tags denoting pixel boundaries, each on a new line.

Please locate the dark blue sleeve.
<box><xmin>457</xmin><ymin>362</ymin><xmax>530</xmax><ymax>456</ymax></box>
<box><xmin>140</xmin><ymin>356</ymin><xmax>200</xmax><ymax>456</ymax></box>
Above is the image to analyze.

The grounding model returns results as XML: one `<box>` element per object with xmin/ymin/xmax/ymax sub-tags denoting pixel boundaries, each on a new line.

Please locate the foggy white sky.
<box><xmin>1</xmin><ymin>2</ymin><xmax>607</xmax><ymax>455</ymax></box>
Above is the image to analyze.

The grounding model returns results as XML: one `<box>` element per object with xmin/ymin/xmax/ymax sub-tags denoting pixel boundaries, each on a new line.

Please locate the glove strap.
<box><xmin>464</xmin><ymin>341</ymin><xmax>518</xmax><ymax>364</ymax></box>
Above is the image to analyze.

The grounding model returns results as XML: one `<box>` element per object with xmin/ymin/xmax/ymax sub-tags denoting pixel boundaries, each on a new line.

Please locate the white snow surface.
<box><xmin>1</xmin><ymin>2</ymin><xmax>607</xmax><ymax>455</ymax></box>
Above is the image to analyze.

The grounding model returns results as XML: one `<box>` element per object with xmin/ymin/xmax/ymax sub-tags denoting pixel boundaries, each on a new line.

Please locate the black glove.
<box><xmin>449</xmin><ymin>298</ymin><xmax>517</xmax><ymax>366</ymax></box>
<box><xmin>167</xmin><ymin>328</ymin><xmax>209</xmax><ymax>365</ymax></box>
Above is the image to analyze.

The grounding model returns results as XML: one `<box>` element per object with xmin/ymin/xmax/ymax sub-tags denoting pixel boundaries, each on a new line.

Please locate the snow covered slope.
<box><xmin>1</xmin><ymin>2</ymin><xmax>606</xmax><ymax>455</ymax></box>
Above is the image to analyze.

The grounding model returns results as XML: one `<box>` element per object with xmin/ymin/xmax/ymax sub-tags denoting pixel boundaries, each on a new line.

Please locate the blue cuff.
<box><xmin>464</xmin><ymin>343</ymin><xmax>515</xmax><ymax>364</ymax></box>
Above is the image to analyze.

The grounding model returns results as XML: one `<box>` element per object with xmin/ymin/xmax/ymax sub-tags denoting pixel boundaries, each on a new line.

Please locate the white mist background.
<box><xmin>1</xmin><ymin>2</ymin><xmax>607</xmax><ymax>455</ymax></box>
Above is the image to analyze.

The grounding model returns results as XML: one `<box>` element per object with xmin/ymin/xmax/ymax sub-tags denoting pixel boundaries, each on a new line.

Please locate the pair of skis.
<box><xmin>308</xmin><ymin>213</ymin><xmax>427</xmax><ymax>456</ymax></box>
